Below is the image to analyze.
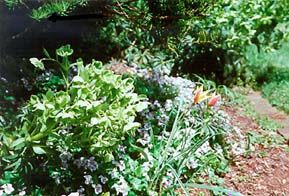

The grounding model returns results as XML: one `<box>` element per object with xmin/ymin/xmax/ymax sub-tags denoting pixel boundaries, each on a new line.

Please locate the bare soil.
<box><xmin>223</xmin><ymin>106</ymin><xmax>289</xmax><ymax>196</ymax></box>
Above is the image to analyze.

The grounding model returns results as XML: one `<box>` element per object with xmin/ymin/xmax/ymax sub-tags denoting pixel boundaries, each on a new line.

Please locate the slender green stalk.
<box><xmin>166</xmin><ymin>183</ymin><xmax>245</xmax><ymax>196</ymax></box>
<box><xmin>166</xmin><ymin>164</ymin><xmax>190</xmax><ymax>196</ymax></box>
<box><xmin>149</xmin><ymin>104</ymin><xmax>182</xmax><ymax>191</ymax></box>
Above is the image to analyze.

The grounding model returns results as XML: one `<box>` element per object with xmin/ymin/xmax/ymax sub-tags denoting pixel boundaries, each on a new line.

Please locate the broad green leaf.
<box><xmin>76</xmin><ymin>100</ymin><xmax>90</xmax><ymax>108</ymax></box>
<box><xmin>91</xmin><ymin>60</ymin><xmax>102</xmax><ymax>69</ymax></box>
<box><xmin>91</xmin><ymin>117</ymin><xmax>99</xmax><ymax>125</ymax></box>
<box><xmin>135</xmin><ymin>102</ymin><xmax>148</xmax><ymax>112</ymax></box>
<box><xmin>122</xmin><ymin>78</ymin><xmax>134</xmax><ymax>91</ymax></box>
<box><xmin>72</xmin><ymin>76</ymin><xmax>84</xmax><ymax>83</ymax></box>
<box><xmin>34</xmin><ymin>103</ymin><xmax>45</xmax><ymax>111</ymax></box>
<box><xmin>91</xmin><ymin>117</ymin><xmax>108</xmax><ymax>125</ymax></box>
<box><xmin>46</xmin><ymin>104</ymin><xmax>54</xmax><ymax>109</ymax></box>
<box><xmin>29</xmin><ymin>58</ymin><xmax>45</xmax><ymax>70</ymax></box>
<box><xmin>91</xmin><ymin>101</ymin><xmax>102</xmax><ymax>108</ymax></box>
<box><xmin>104</xmin><ymin>153</ymin><xmax>114</xmax><ymax>163</ymax></box>
<box><xmin>124</xmin><ymin>122</ymin><xmax>140</xmax><ymax>132</ymax></box>
<box><xmin>130</xmin><ymin>177</ymin><xmax>143</xmax><ymax>191</ymax></box>
<box><xmin>45</xmin><ymin>90</ymin><xmax>54</xmax><ymax>100</ymax></box>
<box><xmin>39</xmin><ymin>124</ymin><xmax>47</xmax><ymax>132</ymax></box>
<box><xmin>32</xmin><ymin>146</ymin><xmax>46</xmax><ymax>154</ymax></box>
<box><xmin>56</xmin><ymin>111</ymin><xmax>74</xmax><ymax>119</ymax></box>
<box><xmin>135</xmin><ymin>166</ymin><xmax>142</xmax><ymax>177</ymax></box>
<box><xmin>55</xmin><ymin>92</ymin><xmax>70</xmax><ymax>106</ymax></box>
<box><xmin>11</xmin><ymin>138</ymin><xmax>25</xmax><ymax>148</ymax></box>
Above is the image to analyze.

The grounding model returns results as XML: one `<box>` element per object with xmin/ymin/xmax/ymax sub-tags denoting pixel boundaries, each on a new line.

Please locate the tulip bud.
<box><xmin>193</xmin><ymin>86</ymin><xmax>203</xmax><ymax>103</ymax></box>
<box><xmin>208</xmin><ymin>94</ymin><xmax>219</xmax><ymax>107</ymax></box>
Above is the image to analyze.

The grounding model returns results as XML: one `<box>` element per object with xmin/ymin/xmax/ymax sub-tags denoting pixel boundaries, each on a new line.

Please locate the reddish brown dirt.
<box><xmin>223</xmin><ymin>106</ymin><xmax>289</xmax><ymax>196</ymax></box>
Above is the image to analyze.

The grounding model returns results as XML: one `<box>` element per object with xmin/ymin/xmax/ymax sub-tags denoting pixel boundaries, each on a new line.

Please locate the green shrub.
<box><xmin>0</xmin><ymin>46</ymin><xmax>148</xmax><ymax>195</ymax></box>
<box><xmin>6</xmin><ymin>0</ymin><xmax>289</xmax><ymax>84</ymax></box>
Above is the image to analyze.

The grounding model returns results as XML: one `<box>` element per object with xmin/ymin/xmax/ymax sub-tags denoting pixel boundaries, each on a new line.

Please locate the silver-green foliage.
<box><xmin>2</xmin><ymin>54</ymin><xmax>148</xmax><ymax>171</ymax></box>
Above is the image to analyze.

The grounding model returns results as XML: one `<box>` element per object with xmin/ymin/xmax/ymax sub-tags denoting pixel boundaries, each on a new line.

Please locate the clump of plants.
<box><xmin>0</xmin><ymin>46</ymin><xmax>242</xmax><ymax>195</ymax></box>
<box><xmin>0</xmin><ymin>45</ymin><xmax>148</xmax><ymax>195</ymax></box>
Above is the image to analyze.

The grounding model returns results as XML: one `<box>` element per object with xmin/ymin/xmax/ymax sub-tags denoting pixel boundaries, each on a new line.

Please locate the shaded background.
<box><xmin>0</xmin><ymin>1</ymin><xmax>100</xmax><ymax>83</ymax></box>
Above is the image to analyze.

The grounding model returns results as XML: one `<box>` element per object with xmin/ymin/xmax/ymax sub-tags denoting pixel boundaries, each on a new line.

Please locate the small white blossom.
<box><xmin>112</xmin><ymin>177</ymin><xmax>129</xmax><ymax>196</ymax></box>
<box><xmin>137</xmin><ymin>132</ymin><xmax>150</xmax><ymax>146</ymax></box>
<box><xmin>112</xmin><ymin>160</ymin><xmax>125</xmax><ymax>171</ymax></box>
<box><xmin>161</xmin><ymin>176</ymin><xmax>172</xmax><ymax>188</ymax></box>
<box><xmin>99</xmin><ymin>175</ymin><xmax>108</xmax><ymax>184</ymax></box>
<box><xmin>164</xmin><ymin>99</ymin><xmax>173</xmax><ymax>111</ymax></box>
<box><xmin>84</xmin><ymin>175</ymin><xmax>93</xmax><ymax>185</ymax></box>
<box><xmin>186</xmin><ymin>158</ymin><xmax>199</xmax><ymax>169</ymax></box>
<box><xmin>19</xmin><ymin>190</ymin><xmax>26</xmax><ymax>196</ymax></box>
<box><xmin>68</xmin><ymin>192</ymin><xmax>79</xmax><ymax>196</ymax></box>
<box><xmin>1</xmin><ymin>184</ymin><xmax>14</xmax><ymax>194</ymax></box>
<box><xmin>93</xmin><ymin>184</ymin><xmax>102</xmax><ymax>194</ymax></box>
<box><xmin>110</xmin><ymin>168</ymin><xmax>119</xmax><ymax>179</ymax></box>
<box><xmin>196</xmin><ymin>141</ymin><xmax>211</xmax><ymax>157</ymax></box>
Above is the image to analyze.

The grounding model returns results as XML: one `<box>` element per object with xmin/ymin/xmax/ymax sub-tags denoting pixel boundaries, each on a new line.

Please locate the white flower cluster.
<box><xmin>112</xmin><ymin>176</ymin><xmax>129</xmax><ymax>196</ymax></box>
<box><xmin>0</xmin><ymin>184</ymin><xmax>25</xmax><ymax>196</ymax></box>
<box><xmin>0</xmin><ymin>184</ymin><xmax>14</xmax><ymax>195</ymax></box>
<box><xmin>163</xmin><ymin>75</ymin><xmax>196</xmax><ymax>106</ymax></box>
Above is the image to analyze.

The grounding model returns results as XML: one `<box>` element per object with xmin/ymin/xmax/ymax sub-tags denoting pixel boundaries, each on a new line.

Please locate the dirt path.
<box><xmin>246</xmin><ymin>91</ymin><xmax>289</xmax><ymax>141</ymax></box>
<box><xmin>223</xmin><ymin>103</ymin><xmax>289</xmax><ymax>196</ymax></box>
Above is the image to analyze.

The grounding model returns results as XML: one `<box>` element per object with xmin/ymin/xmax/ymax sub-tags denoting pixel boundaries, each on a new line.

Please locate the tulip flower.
<box><xmin>193</xmin><ymin>86</ymin><xmax>203</xmax><ymax>103</ymax></box>
<box><xmin>208</xmin><ymin>94</ymin><xmax>220</xmax><ymax>107</ymax></box>
<box><xmin>193</xmin><ymin>86</ymin><xmax>211</xmax><ymax>103</ymax></box>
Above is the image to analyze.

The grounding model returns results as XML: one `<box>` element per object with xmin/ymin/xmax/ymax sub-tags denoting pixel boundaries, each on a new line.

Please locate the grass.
<box><xmin>261</xmin><ymin>81</ymin><xmax>289</xmax><ymax>114</ymax></box>
<box><xmin>232</xmin><ymin>88</ymin><xmax>281</xmax><ymax>131</ymax></box>
<box><xmin>231</xmin><ymin>88</ymin><xmax>285</xmax><ymax>147</ymax></box>
<box><xmin>247</xmin><ymin>41</ymin><xmax>289</xmax><ymax>115</ymax></box>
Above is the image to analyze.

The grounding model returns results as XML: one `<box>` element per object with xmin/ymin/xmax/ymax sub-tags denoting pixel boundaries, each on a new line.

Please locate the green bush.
<box><xmin>6</xmin><ymin>0</ymin><xmax>289</xmax><ymax>84</ymax></box>
<box><xmin>0</xmin><ymin>47</ymin><xmax>148</xmax><ymax>195</ymax></box>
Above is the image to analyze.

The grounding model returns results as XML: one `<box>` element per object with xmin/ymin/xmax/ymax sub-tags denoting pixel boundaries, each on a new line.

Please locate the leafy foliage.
<box><xmin>5</xmin><ymin>0</ymin><xmax>88</xmax><ymax>20</ymax></box>
<box><xmin>4</xmin><ymin>0</ymin><xmax>289</xmax><ymax>194</ymax></box>
<box><xmin>0</xmin><ymin>46</ymin><xmax>148</xmax><ymax>194</ymax></box>
<box><xmin>0</xmin><ymin>46</ymin><xmax>242</xmax><ymax>195</ymax></box>
<box><xmin>5</xmin><ymin>0</ymin><xmax>289</xmax><ymax>85</ymax></box>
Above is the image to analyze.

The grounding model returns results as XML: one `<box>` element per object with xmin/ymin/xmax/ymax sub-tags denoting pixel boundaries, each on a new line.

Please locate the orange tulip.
<box><xmin>193</xmin><ymin>86</ymin><xmax>210</xmax><ymax>103</ymax></box>
<box><xmin>193</xmin><ymin>86</ymin><xmax>203</xmax><ymax>103</ymax></box>
<box><xmin>208</xmin><ymin>94</ymin><xmax>219</xmax><ymax>107</ymax></box>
